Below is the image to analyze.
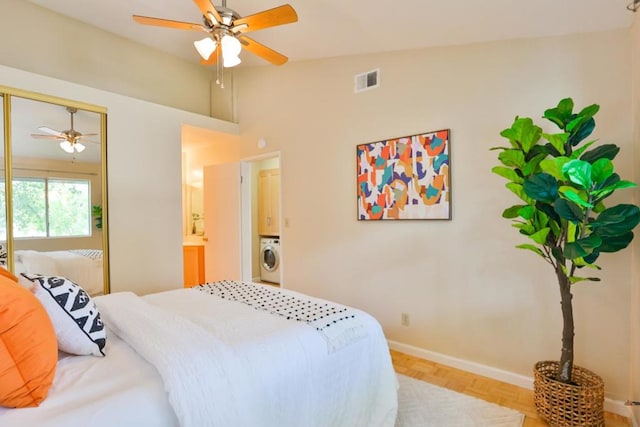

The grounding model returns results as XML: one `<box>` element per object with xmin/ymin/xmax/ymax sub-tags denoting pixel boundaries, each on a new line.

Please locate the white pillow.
<box><xmin>15</xmin><ymin>250</ymin><xmax>60</xmax><ymax>276</ymax></box>
<box><xmin>20</xmin><ymin>273</ymin><xmax>106</xmax><ymax>356</ymax></box>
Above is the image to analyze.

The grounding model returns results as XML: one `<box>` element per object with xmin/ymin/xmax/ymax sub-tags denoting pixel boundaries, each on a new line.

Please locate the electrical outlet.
<box><xmin>401</xmin><ymin>313</ymin><xmax>410</xmax><ymax>327</ymax></box>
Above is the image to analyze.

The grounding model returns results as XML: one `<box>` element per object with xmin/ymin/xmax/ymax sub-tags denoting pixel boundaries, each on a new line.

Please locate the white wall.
<box><xmin>223</xmin><ymin>29</ymin><xmax>635</xmax><ymax>401</ymax></box>
<box><xmin>0</xmin><ymin>64</ymin><xmax>238</xmax><ymax>295</ymax></box>
<box><xmin>0</xmin><ymin>0</ymin><xmax>214</xmax><ymax>116</ymax></box>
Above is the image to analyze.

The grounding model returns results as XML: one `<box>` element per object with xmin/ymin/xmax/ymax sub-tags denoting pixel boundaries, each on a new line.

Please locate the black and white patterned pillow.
<box><xmin>21</xmin><ymin>273</ymin><xmax>106</xmax><ymax>356</ymax></box>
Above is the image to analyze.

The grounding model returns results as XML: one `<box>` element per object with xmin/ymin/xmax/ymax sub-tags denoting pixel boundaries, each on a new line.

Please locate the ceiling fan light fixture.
<box><xmin>221</xmin><ymin>34</ymin><xmax>242</xmax><ymax>67</ymax></box>
<box><xmin>60</xmin><ymin>140</ymin><xmax>74</xmax><ymax>154</ymax></box>
<box><xmin>194</xmin><ymin>37</ymin><xmax>217</xmax><ymax>60</ymax></box>
<box><xmin>75</xmin><ymin>142</ymin><xmax>86</xmax><ymax>153</ymax></box>
<box><xmin>223</xmin><ymin>54</ymin><xmax>241</xmax><ymax>68</ymax></box>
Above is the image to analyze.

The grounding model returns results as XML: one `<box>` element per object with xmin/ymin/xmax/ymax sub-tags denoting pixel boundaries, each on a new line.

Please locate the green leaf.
<box><xmin>517</xmin><ymin>205</ymin><xmax>535</xmax><ymax>220</ymax></box>
<box><xmin>591</xmin><ymin>180</ymin><xmax>637</xmax><ymax>201</ymax></box>
<box><xmin>502</xmin><ymin>205</ymin><xmax>526</xmax><ymax>219</ymax></box>
<box><xmin>580</xmin><ymin>144</ymin><xmax>620</xmax><ymax>163</ymax></box>
<box><xmin>523</xmin><ymin>173</ymin><xmax>558</xmax><ymax>203</ymax></box>
<box><xmin>529</xmin><ymin>228</ymin><xmax>551</xmax><ymax>245</ymax></box>
<box><xmin>516</xmin><ymin>244</ymin><xmax>545</xmax><ymax>257</ymax></box>
<box><xmin>566</xmin><ymin>104</ymin><xmax>598</xmax><ymax>133</ymax></box>
<box><xmin>540</xmin><ymin>157</ymin><xmax>570</xmax><ymax>181</ymax></box>
<box><xmin>583</xmin><ymin>251</ymin><xmax>601</xmax><ymax>265</ymax></box>
<box><xmin>522</xmin><ymin>153</ymin><xmax>546</xmax><ymax>177</ymax></box>
<box><xmin>559</xmin><ymin>187</ymin><xmax>593</xmax><ymax>208</ymax></box>
<box><xmin>568</xmin><ymin>117</ymin><xmax>595</xmax><ymax>147</ymax></box>
<box><xmin>506</xmin><ymin>182</ymin><xmax>534</xmax><ymax>203</ymax></box>
<box><xmin>570</xmin><ymin>140</ymin><xmax>595</xmax><ymax>159</ymax></box>
<box><xmin>536</xmin><ymin>209</ymin><xmax>550</xmax><ymax>228</ymax></box>
<box><xmin>500</xmin><ymin>117</ymin><xmax>542</xmax><ymax>154</ymax></box>
<box><xmin>542</xmin><ymin>133</ymin><xmax>567</xmax><ymax>155</ymax></box>
<box><xmin>544</xmin><ymin>98</ymin><xmax>574</xmax><ymax>129</ymax></box>
<box><xmin>591</xmin><ymin>204</ymin><xmax>640</xmax><ymax>236</ymax></box>
<box><xmin>513</xmin><ymin>223</ymin><xmax>536</xmax><ymax>235</ymax></box>
<box><xmin>590</xmin><ymin>158</ymin><xmax>614</xmax><ymax>186</ymax></box>
<box><xmin>564</xmin><ymin>235</ymin><xmax>603</xmax><ymax>259</ymax></box>
<box><xmin>554</xmin><ymin>199</ymin><xmax>584</xmax><ymax>223</ymax></box>
<box><xmin>598</xmin><ymin>232</ymin><xmax>634</xmax><ymax>253</ymax></box>
<box><xmin>572</xmin><ymin>257</ymin><xmax>601</xmax><ymax>269</ymax></box>
<box><xmin>562</xmin><ymin>159</ymin><xmax>593</xmax><ymax>189</ymax></box>
<box><xmin>498</xmin><ymin>149</ymin><xmax>525</xmax><ymax>168</ymax></box>
<box><xmin>492</xmin><ymin>166</ymin><xmax>523</xmax><ymax>183</ymax></box>
<box><xmin>569</xmin><ymin>276</ymin><xmax>602</xmax><ymax>284</ymax></box>
<box><xmin>551</xmin><ymin>247</ymin><xmax>564</xmax><ymax>263</ymax></box>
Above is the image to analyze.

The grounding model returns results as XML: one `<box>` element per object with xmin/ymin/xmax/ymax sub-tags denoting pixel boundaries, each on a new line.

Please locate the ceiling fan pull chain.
<box><xmin>215</xmin><ymin>41</ymin><xmax>221</xmax><ymax>85</ymax></box>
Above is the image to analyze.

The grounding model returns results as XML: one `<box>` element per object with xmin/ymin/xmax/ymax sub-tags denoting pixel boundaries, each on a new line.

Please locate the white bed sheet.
<box><xmin>0</xmin><ymin>326</ymin><xmax>178</xmax><ymax>427</ymax></box>
<box><xmin>0</xmin><ymin>285</ymin><xmax>398</xmax><ymax>427</ymax></box>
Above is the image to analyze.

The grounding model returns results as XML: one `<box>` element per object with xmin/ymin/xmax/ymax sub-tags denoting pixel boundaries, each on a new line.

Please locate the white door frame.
<box><xmin>240</xmin><ymin>151</ymin><xmax>283</xmax><ymax>285</ymax></box>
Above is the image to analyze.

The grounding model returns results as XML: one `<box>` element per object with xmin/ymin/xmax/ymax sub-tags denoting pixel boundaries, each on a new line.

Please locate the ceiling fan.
<box><xmin>132</xmin><ymin>0</ymin><xmax>298</xmax><ymax>68</ymax></box>
<box><xmin>30</xmin><ymin>107</ymin><xmax>98</xmax><ymax>154</ymax></box>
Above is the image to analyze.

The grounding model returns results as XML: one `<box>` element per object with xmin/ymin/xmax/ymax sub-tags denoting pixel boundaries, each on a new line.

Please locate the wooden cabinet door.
<box><xmin>258</xmin><ymin>169</ymin><xmax>280</xmax><ymax>236</ymax></box>
<box><xmin>183</xmin><ymin>245</ymin><xmax>204</xmax><ymax>287</ymax></box>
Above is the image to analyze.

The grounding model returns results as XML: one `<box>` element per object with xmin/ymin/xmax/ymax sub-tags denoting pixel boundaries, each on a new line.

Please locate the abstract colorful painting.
<box><xmin>356</xmin><ymin>129</ymin><xmax>451</xmax><ymax>220</ymax></box>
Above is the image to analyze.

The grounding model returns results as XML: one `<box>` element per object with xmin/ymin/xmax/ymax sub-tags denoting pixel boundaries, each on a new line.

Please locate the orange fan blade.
<box><xmin>199</xmin><ymin>46</ymin><xmax>219</xmax><ymax>65</ymax></box>
<box><xmin>233</xmin><ymin>4</ymin><xmax>298</xmax><ymax>34</ymax></box>
<box><xmin>239</xmin><ymin>36</ymin><xmax>288</xmax><ymax>66</ymax></box>
<box><xmin>193</xmin><ymin>0</ymin><xmax>223</xmax><ymax>25</ymax></box>
<box><xmin>133</xmin><ymin>15</ymin><xmax>206</xmax><ymax>32</ymax></box>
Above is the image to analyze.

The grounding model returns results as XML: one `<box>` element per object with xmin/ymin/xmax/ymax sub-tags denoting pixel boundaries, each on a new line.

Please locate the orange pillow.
<box><xmin>0</xmin><ymin>275</ymin><xmax>57</xmax><ymax>407</ymax></box>
<box><xmin>0</xmin><ymin>266</ymin><xmax>18</xmax><ymax>283</ymax></box>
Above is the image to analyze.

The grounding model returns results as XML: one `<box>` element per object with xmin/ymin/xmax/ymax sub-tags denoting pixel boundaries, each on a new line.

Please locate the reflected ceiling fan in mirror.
<box><xmin>31</xmin><ymin>107</ymin><xmax>98</xmax><ymax>154</ymax></box>
<box><xmin>132</xmin><ymin>0</ymin><xmax>298</xmax><ymax>86</ymax></box>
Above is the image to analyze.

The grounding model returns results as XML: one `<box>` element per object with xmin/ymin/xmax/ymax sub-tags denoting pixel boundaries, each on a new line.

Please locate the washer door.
<box><xmin>261</xmin><ymin>245</ymin><xmax>279</xmax><ymax>272</ymax></box>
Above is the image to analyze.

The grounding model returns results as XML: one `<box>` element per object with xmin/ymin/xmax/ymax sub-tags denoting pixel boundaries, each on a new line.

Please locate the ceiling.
<box><xmin>29</xmin><ymin>0</ymin><xmax>637</xmax><ymax>68</ymax></box>
<box><xmin>4</xmin><ymin>96</ymin><xmax>101</xmax><ymax>163</ymax></box>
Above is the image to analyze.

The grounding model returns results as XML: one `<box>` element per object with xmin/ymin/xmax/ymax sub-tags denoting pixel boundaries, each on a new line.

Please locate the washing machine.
<box><xmin>260</xmin><ymin>237</ymin><xmax>281</xmax><ymax>284</ymax></box>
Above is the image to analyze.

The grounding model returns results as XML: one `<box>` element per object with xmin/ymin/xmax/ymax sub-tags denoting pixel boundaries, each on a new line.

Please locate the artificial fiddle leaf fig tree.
<box><xmin>492</xmin><ymin>98</ymin><xmax>640</xmax><ymax>384</ymax></box>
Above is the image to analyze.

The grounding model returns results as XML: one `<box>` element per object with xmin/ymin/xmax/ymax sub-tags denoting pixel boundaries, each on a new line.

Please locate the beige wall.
<box><xmin>0</xmin><ymin>0</ymin><xmax>213</xmax><ymax>116</ymax></box>
<box><xmin>2</xmin><ymin>0</ymin><xmax>637</xmax><ymax>408</ymax></box>
<box><xmin>221</xmin><ymin>29</ymin><xmax>634</xmax><ymax>401</ymax></box>
<box><xmin>0</xmin><ymin>63</ymin><xmax>238</xmax><ymax>295</ymax></box>
<box><xmin>632</xmin><ymin>10</ymin><xmax>640</xmax><ymax>423</ymax></box>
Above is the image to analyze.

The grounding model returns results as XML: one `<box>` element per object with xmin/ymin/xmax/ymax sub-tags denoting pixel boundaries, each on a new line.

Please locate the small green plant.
<box><xmin>92</xmin><ymin>205</ymin><xmax>102</xmax><ymax>229</ymax></box>
<box><xmin>492</xmin><ymin>98</ymin><xmax>640</xmax><ymax>383</ymax></box>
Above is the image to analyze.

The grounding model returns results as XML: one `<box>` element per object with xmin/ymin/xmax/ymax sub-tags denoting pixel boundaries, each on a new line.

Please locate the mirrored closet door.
<box><xmin>0</xmin><ymin>86</ymin><xmax>110</xmax><ymax>295</ymax></box>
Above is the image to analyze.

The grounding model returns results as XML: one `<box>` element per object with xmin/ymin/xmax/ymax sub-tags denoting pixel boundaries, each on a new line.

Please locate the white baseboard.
<box><xmin>387</xmin><ymin>339</ymin><xmax>632</xmax><ymax>419</ymax></box>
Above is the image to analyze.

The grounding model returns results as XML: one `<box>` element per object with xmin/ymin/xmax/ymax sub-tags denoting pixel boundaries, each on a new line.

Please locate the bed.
<box><xmin>0</xmin><ymin>280</ymin><xmax>398</xmax><ymax>427</ymax></box>
<box><xmin>14</xmin><ymin>249</ymin><xmax>103</xmax><ymax>296</ymax></box>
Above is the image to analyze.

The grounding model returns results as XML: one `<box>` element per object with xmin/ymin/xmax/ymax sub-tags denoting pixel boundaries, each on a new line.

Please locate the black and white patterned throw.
<box><xmin>196</xmin><ymin>281</ymin><xmax>367</xmax><ymax>352</ymax></box>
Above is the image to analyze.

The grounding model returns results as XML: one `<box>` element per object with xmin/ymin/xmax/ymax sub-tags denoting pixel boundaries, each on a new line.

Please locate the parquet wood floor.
<box><xmin>391</xmin><ymin>350</ymin><xmax>631</xmax><ymax>426</ymax></box>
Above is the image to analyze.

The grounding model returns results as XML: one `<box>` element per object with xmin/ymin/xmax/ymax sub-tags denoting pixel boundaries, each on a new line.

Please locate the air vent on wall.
<box><xmin>354</xmin><ymin>68</ymin><xmax>380</xmax><ymax>93</ymax></box>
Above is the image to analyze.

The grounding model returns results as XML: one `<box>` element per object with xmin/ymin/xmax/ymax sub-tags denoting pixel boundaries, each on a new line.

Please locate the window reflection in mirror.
<box><xmin>7</xmin><ymin>96</ymin><xmax>106</xmax><ymax>295</ymax></box>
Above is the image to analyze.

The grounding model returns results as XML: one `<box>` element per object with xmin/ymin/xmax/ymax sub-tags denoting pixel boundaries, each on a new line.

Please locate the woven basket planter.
<box><xmin>533</xmin><ymin>361</ymin><xmax>604</xmax><ymax>427</ymax></box>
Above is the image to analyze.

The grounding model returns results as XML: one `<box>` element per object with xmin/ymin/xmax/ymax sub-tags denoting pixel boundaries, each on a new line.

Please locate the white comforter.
<box><xmin>0</xmin><ymin>285</ymin><xmax>398</xmax><ymax>427</ymax></box>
